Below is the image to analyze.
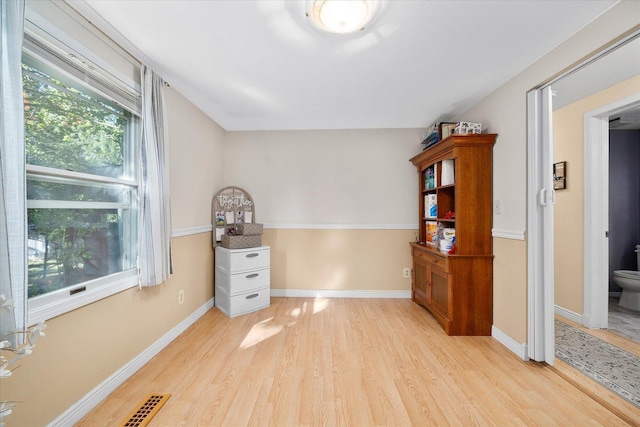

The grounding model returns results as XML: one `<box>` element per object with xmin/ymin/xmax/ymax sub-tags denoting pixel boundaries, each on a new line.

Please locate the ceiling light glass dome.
<box><xmin>307</xmin><ymin>0</ymin><xmax>381</xmax><ymax>34</ymax></box>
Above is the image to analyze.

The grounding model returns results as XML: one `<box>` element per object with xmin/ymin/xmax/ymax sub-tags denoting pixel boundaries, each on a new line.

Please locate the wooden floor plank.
<box><xmin>76</xmin><ymin>298</ymin><xmax>637</xmax><ymax>426</ymax></box>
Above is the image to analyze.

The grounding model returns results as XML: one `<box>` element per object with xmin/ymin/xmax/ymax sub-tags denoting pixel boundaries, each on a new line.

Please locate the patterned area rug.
<box><xmin>555</xmin><ymin>319</ymin><xmax>640</xmax><ymax>408</ymax></box>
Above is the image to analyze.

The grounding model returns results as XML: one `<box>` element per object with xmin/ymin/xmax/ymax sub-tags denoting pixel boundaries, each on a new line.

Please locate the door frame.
<box><xmin>583</xmin><ymin>94</ymin><xmax>640</xmax><ymax>328</ymax></box>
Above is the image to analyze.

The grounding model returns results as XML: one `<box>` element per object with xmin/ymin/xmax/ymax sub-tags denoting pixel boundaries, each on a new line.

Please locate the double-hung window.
<box><xmin>23</xmin><ymin>29</ymin><xmax>141</xmax><ymax>324</ymax></box>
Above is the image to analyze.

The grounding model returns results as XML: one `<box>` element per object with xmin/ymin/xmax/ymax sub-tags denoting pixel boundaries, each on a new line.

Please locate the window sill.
<box><xmin>28</xmin><ymin>269</ymin><xmax>138</xmax><ymax>326</ymax></box>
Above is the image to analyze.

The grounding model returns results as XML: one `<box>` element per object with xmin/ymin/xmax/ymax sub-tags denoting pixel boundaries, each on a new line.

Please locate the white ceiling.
<box><xmin>74</xmin><ymin>0</ymin><xmax>618</xmax><ymax>131</ymax></box>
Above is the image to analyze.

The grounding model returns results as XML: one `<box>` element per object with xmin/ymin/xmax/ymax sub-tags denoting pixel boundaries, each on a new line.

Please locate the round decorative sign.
<box><xmin>212</xmin><ymin>186</ymin><xmax>255</xmax><ymax>245</ymax></box>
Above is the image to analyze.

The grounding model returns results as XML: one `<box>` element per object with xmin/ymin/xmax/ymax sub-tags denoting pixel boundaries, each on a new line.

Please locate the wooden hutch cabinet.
<box><xmin>409</xmin><ymin>134</ymin><xmax>497</xmax><ymax>336</ymax></box>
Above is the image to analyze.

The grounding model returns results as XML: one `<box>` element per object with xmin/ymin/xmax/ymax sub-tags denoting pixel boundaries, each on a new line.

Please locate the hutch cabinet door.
<box><xmin>413</xmin><ymin>260</ymin><xmax>428</xmax><ymax>305</ymax></box>
<box><xmin>428</xmin><ymin>265</ymin><xmax>450</xmax><ymax>318</ymax></box>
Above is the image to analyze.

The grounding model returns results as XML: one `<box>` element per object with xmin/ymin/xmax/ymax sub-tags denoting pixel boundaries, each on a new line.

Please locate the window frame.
<box><xmin>23</xmin><ymin>18</ymin><xmax>142</xmax><ymax>326</ymax></box>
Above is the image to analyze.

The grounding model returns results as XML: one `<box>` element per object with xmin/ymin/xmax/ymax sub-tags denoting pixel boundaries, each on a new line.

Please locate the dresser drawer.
<box><xmin>215</xmin><ymin>286</ymin><xmax>270</xmax><ymax>318</ymax></box>
<box><xmin>226</xmin><ymin>267</ymin><xmax>270</xmax><ymax>295</ymax></box>
<box><xmin>414</xmin><ymin>247</ymin><xmax>449</xmax><ymax>271</ymax></box>
<box><xmin>215</xmin><ymin>246</ymin><xmax>270</xmax><ymax>273</ymax></box>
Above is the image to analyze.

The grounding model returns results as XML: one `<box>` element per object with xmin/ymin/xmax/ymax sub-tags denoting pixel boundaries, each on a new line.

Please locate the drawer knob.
<box><xmin>246</xmin><ymin>273</ymin><xmax>259</xmax><ymax>279</ymax></box>
<box><xmin>246</xmin><ymin>253</ymin><xmax>259</xmax><ymax>258</ymax></box>
<box><xmin>246</xmin><ymin>293</ymin><xmax>259</xmax><ymax>299</ymax></box>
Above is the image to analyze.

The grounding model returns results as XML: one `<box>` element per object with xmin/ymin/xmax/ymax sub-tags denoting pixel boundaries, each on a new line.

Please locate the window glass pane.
<box><xmin>22</xmin><ymin>59</ymin><xmax>130</xmax><ymax>179</ymax></box>
<box><xmin>27</xmin><ymin>208</ymin><xmax>130</xmax><ymax>298</ymax></box>
<box><xmin>27</xmin><ymin>178</ymin><xmax>130</xmax><ymax>203</ymax></box>
<box><xmin>23</xmin><ymin>52</ymin><xmax>138</xmax><ymax>301</ymax></box>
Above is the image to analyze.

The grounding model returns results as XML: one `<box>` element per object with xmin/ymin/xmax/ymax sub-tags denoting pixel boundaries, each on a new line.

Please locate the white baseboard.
<box><xmin>270</xmin><ymin>289</ymin><xmax>411</xmax><ymax>299</ymax></box>
<box><xmin>48</xmin><ymin>298</ymin><xmax>215</xmax><ymax>427</ymax></box>
<box><xmin>492</xmin><ymin>325</ymin><xmax>529</xmax><ymax>361</ymax></box>
<box><xmin>554</xmin><ymin>305</ymin><xmax>582</xmax><ymax>324</ymax></box>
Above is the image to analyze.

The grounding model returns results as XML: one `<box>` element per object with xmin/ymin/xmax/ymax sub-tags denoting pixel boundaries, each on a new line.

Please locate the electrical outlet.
<box><xmin>403</xmin><ymin>268</ymin><xmax>411</xmax><ymax>278</ymax></box>
<box><xmin>178</xmin><ymin>290</ymin><xmax>184</xmax><ymax>304</ymax></box>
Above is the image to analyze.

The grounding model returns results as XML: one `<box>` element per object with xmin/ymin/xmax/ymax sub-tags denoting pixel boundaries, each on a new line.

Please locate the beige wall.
<box><xmin>459</xmin><ymin>1</ymin><xmax>640</xmax><ymax>345</ymax></box>
<box><xmin>223</xmin><ymin>128</ymin><xmax>421</xmax><ymax>295</ymax></box>
<box><xmin>493</xmin><ymin>238</ymin><xmax>529</xmax><ymax>343</ymax></box>
<box><xmin>165</xmin><ymin>86</ymin><xmax>226</xmax><ymax>229</ymax></box>
<box><xmin>224</xmin><ymin>129</ymin><xmax>422</xmax><ymax>225</ymax></box>
<box><xmin>553</xmin><ymin>75</ymin><xmax>640</xmax><ymax>314</ymax></box>
<box><xmin>264</xmin><ymin>228</ymin><xmax>414</xmax><ymax>293</ymax></box>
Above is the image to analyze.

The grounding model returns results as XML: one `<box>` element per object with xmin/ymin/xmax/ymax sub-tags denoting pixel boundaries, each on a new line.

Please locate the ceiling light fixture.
<box><xmin>307</xmin><ymin>0</ymin><xmax>381</xmax><ymax>34</ymax></box>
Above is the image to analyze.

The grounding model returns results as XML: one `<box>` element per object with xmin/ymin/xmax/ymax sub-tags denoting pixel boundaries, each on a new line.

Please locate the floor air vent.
<box><xmin>120</xmin><ymin>393</ymin><xmax>171</xmax><ymax>427</ymax></box>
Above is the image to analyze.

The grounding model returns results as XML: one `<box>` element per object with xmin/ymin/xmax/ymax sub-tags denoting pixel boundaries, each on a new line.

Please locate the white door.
<box><xmin>527</xmin><ymin>86</ymin><xmax>555</xmax><ymax>363</ymax></box>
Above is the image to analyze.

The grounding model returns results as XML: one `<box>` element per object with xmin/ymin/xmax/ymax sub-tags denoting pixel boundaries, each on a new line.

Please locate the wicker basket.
<box><xmin>220</xmin><ymin>234</ymin><xmax>262</xmax><ymax>249</ymax></box>
<box><xmin>236</xmin><ymin>223</ymin><xmax>263</xmax><ymax>236</ymax></box>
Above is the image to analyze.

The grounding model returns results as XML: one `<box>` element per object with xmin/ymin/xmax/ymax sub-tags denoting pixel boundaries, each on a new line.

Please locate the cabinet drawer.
<box><xmin>216</xmin><ymin>246</ymin><xmax>270</xmax><ymax>272</ymax></box>
<box><xmin>227</xmin><ymin>267</ymin><xmax>270</xmax><ymax>295</ymax></box>
<box><xmin>414</xmin><ymin>248</ymin><xmax>448</xmax><ymax>271</ymax></box>
<box><xmin>215</xmin><ymin>286</ymin><xmax>270</xmax><ymax>318</ymax></box>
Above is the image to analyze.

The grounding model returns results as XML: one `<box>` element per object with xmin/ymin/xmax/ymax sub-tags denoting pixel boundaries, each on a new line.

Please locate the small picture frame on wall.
<box><xmin>554</xmin><ymin>161</ymin><xmax>567</xmax><ymax>190</ymax></box>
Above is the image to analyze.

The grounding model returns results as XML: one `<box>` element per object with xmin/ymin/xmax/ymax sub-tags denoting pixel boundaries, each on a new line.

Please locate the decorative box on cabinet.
<box><xmin>409</xmin><ymin>134</ymin><xmax>497</xmax><ymax>336</ymax></box>
<box><xmin>215</xmin><ymin>246</ymin><xmax>270</xmax><ymax>317</ymax></box>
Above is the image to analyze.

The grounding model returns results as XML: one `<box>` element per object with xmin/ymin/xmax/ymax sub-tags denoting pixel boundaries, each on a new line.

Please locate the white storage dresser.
<box><xmin>215</xmin><ymin>246</ymin><xmax>270</xmax><ymax>317</ymax></box>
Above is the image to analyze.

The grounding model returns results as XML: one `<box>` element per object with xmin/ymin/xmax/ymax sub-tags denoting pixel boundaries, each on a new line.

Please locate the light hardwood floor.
<box><xmin>77</xmin><ymin>298</ymin><xmax>638</xmax><ymax>426</ymax></box>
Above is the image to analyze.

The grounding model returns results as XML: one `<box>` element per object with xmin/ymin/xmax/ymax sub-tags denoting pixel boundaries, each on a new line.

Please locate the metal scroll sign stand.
<box><xmin>211</xmin><ymin>186</ymin><xmax>255</xmax><ymax>247</ymax></box>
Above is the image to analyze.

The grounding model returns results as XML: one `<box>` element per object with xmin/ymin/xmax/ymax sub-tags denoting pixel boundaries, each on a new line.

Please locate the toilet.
<box><xmin>614</xmin><ymin>244</ymin><xmax>640</xmax><ymax>311</ymax></box>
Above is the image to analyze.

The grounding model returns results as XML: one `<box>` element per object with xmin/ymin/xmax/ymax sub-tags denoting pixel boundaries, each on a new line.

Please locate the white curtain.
<box><xmin>0</xmin><ymin>0</ymin><xmax>26</xmax><ymax>345</ymax></box>
<box><xmin>138</xmin><ymin>64</ymin><xmax>172</xmax><ymax>287</ymax></box>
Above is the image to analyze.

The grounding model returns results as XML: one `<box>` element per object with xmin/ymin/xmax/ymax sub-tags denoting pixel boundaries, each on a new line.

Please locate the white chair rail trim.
<box><xmin>171</xmin><ymin>223</ymin><xmax>419</xmax><ymax>238</ymax></box>
<box><xmin>492</xmin><ymin>228</ymin><xmax>526</xmax><ymax>240</ymax></box>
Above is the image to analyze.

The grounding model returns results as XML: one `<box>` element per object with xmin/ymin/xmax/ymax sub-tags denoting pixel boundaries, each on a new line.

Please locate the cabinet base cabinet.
<box><xmin>411</xmin><ymin>243</ymin><xmax>492</xmax><ymax>336</ymax></box>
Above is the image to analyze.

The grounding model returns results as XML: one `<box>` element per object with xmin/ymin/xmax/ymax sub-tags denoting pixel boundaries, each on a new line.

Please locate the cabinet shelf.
<box><xmin>435</xmin><ymin>218</ymin><xmax>456</xmax><ymax>223</ymax></box>
<box><xmin>409</xmin><ymin>134</ymin><xmax>497</xmax><ymax>336</ymax></box>
<box><xmin>422</xmin><ymin>184</ymin><xmax>456</xmax><ymax>193</ymax></box>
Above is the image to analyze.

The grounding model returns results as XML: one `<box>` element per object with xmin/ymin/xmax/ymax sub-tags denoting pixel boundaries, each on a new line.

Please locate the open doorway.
<box><xmin>527</xmin><ymin>29</ymin><xmax>640</xmax><ymax>363</ymax></box>
<box><xmin>581</xmin><ymin>97</ymin><xmax>640</xmax><ymax>331</ymax></box>
<box><xmin>527</xmin><ymin>32</ymin><xmax>640</xmax><ymax>406</ymax></box>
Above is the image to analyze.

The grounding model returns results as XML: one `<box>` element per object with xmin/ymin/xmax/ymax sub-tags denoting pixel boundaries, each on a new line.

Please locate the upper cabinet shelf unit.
<box><xmin>410</xmin><ymin>134</ymin><xmax>497</xmax><ymax>255</ymax></box>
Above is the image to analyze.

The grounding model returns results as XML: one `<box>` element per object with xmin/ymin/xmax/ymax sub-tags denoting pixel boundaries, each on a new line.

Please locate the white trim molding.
<box><xmin>48</xmin><ymin>298</ymin><xmax>215</xmax><ymax>427</ymax></box>
<box><xmin>263</xmin><ymin>223</ymin><xmax>418</xmax><ymax>230</ymax></box>
<box><xmin>492</xmin><ymin>326</ymin><xmax>529</xmax><ymax>361</ymax></box>
<box><xmin>492</xmin><ymin>229</ymin><xmax>526</xmax><ymax>240</ymax></box>
<box><xmin>554</xmin><ymin>305</ymin><xmax>582</xmax><ymax>325</ymax></box>
<box><xmin>171</xmin><ymin>223</ymin><xmax>419</xmax><ymax>237</ymax></box>
<box><xmin>271</xmin><ymin>289</ymin><xmax>411</xmax><ymax>299</ymax></box>
<box><xmin>172</xmin><ymin>225</ymin><xmax>212</xmax><ymax>238</ymax></box>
